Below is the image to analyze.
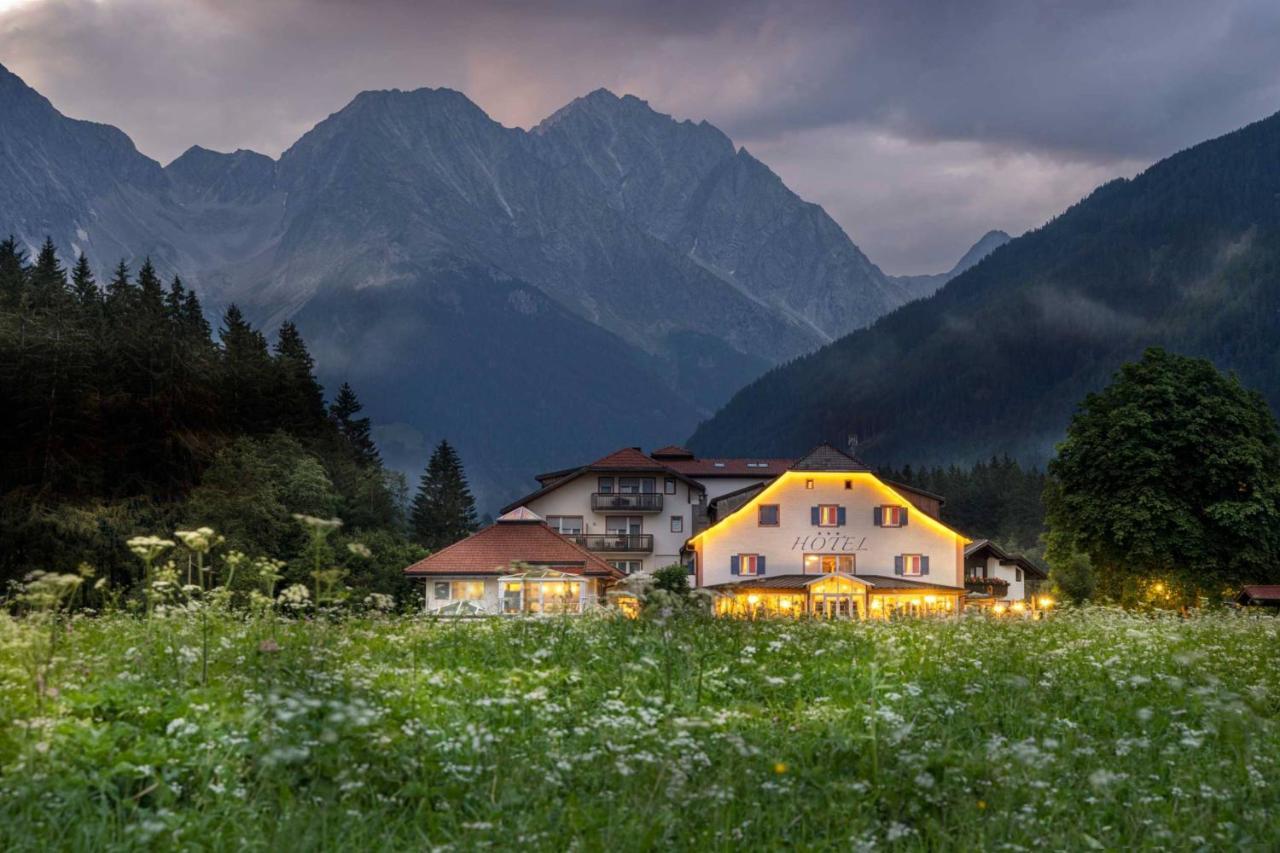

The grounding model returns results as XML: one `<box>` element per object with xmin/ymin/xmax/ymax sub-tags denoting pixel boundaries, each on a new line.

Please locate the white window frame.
<box><xmin>433</xmin><ymin>581</ymin><xmax>451</xmax><ymax>600</ymax></box>
<box><xmin>546</xmin><ymin>515</ymin><xmax>584</xmax><ymax>535</ymax></box>
<box><xmin>670</xmin><ymin>515</ymin><xmax>684</xmax><ymax>533</ymax></box>
<box><xmin>739</xmin><ymin>554</ymin><xmax>759</xmax><ymax>576</ymax></box>
<box><xmin>902</xmin><ymin>554</ymin><xmax>923</xmax><ymax>577</ymax></box>
<box><xmin>882</xmin><ymin>505</ymin><xmax>904</xmax><ymax>528</ymax></box>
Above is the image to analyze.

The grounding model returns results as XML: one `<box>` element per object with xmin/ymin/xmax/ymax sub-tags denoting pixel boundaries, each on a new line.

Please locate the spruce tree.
<box><xmin>0</xmin><ymin>236</ymin><xmax>27</xmax><ymax>308</ymax></box>
<box><xmin>329</xmin><ymin>382</ymin><xmax>381</xmax><ymax>466</ymax></box>
<box><xmin>272</xmin><ymin>321</ymin><xmax>328</xmax><ymax>434</ymax></box>
<box><xmin>28</xmin><ymin>237</ymin><xmax>69</xmax><ymax>310</ymax></box>
<box><xmin>70</xmin><ymin>254</ymin><xmax>100</xmax><ymax>309</ymax></box>
<box><xmin>410</xmin><ymin>439</ymin><xmax>478</xmax><ymax>550</ymax></box>
<box><xmin>219</xmin><ymin>304</ymin><xmax>274</xmax><ymax>433</ymax></box>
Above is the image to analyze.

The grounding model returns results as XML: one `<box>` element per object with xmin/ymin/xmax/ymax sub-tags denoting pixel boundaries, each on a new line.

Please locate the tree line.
<box><xmin>0</xmin><ymin>238</ymin><xmax>478</xmax><ymax>600</ymax></box>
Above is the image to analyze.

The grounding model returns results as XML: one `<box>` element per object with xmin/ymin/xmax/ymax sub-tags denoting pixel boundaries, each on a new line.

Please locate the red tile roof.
<box><xmin>588</xmin><ymin>446</ymin><xmax>670</xmax><ymax>470</ymax></box>
<box><xmin>651</xmin><ymin>445</ymin><xmax>695</xmax><ymax>459</ymax></box>
<box><xmin>660</xmin><ymin>457</ymin><xmax>794</xmax><ymax>477</ymax></box>
<box><xmin>403</xmin><ymin>515</ymin><xmax>623</xmax><ymax>578</ymax></box>
<box><xmin>1239</xmin><ymin>585</ymin><xmax>1280</xmax><ymax>602</ymax></box>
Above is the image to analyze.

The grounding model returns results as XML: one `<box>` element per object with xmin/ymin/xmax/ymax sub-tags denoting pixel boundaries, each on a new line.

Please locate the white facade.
<box><xmin>689</xmin><ymin>471</ymin><xmax>966</xmax><ymax>589</ymax></box>
<box><xmin>519</xmin><ymin>471</ymin><xmax>704</xmax><ymax>573</ymax></box>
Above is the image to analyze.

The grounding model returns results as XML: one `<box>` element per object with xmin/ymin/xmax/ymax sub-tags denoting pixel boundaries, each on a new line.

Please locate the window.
<box><xmin>503</xmin><ymin>581</ymin><xmax>523</xmax><ymax>614</ymax></box>
<box><xmin>817</xmin><ymin>504</ymin><xmax>840</xmax><ymax>527</ymax></box>
<box><xmin>804</xmin><ymin>554</ymin><xmax>855</xmax><ymax>574</ymax></box>
<box><xmin>606</xmin><ymin>516</ymin><xmax>642</xmax><ymax>535</ymax></box>
<box><xmin>880</xmin><ymin>505</ymin><xmax>905</xmax><ymax>527</ymax></box>
<box><xmin>670</xmin><ymin>515</ymin><xmax>684</xmax><ymax>533</ymax></box>
<box><xmin>433</xmin><ymin>581</ymin><xmax>451</xmax><ymax>600</ymax></box>
<box><xmin>844</xmin><ymin>479</ymin><xmax>852</xmax><ymax>489</ymax></box>
<box><xmin>619</xmin><ymin>477</ymin><xmax>655</xmax><ymax>493</ymax></box>
<box><xmin>739</xmin><ymin>554</ymin><xmax>759</xmax><ymax>576</ymax></box>
<box><xmin>1016</xmin><ymin>567</ymin><xmax>1023</xmax><ymax>582</ymax></box>
<box><xmin>664</xmin><ymin>477</ymin><xmax>676</xmax><ymax>495</ymax></box>
<box><xmin>902</xmin><ymin>555</ymin><xmax>923</xmax><ymax>577</ymax></box>
<box><xmin>451</xmin><ymin>580</ymin><xmax>486</xmax><ymax>600</ymax></box>
<box><xmin>609</xmin><ymin>560</ymin><xmax>642</xmax><ymax>574</ymax></box>
<box><xmin>758</xmin><ymin>504</ymin><xmax>780</xmax><ymax>526</ymax></box>
<box><xmin>805</xmin><ymin>478</ymin><xmax>815</xmax><ymax>489</ymax></box>
<box><xmin>546</xmin><ymin>515</ymin><xmax>583</xmax><ymax>535</ymax></box>
<box><xmin>598</xmin><ymin>477</ymin><xmax>614</xmax><ymax>494</ymax></box>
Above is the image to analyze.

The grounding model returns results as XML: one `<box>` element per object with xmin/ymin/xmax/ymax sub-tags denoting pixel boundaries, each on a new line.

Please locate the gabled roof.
<box><xmin>650</xmin><ymin>445</ymin><xmax>695</xmax><ymax>459</ymax></box>
<box><xmin>661</xmin><ymin>457</ymin><xmax>794</xmax><ymax>477</ymax></box>
<box><xmin>403</xmin><ymin>512</ymin><xmax>623</xmax><ymax>578</ymax></box>
<box><xmin>1237</xmin><ymin>584</ymin><xmax>1280</xmax><ymax>604</ymax></box>
<box><xmin>502</xmin><ymin>447</ymin><xmax>704</xmax><ymax>514</ymax></box>
<box><xmin>788</xmin><ymin>443</ymin><xmax>870</xmax><ymax>472</ymax></box>
<box><xmin>965</xmin><ymin>539</ymin><xmax>1047</xmax><ymax>579</ymax></box>
<box><xmin>589</xmin><ymin>446</ymin><xmax>670</xmax><ymax>470</ymax></box>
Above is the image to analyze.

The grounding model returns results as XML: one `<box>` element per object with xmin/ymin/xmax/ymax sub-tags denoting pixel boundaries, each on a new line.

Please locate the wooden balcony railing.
<box><xmin>591</xmin><ymin>492</ymin><xmax>663</xmax><ymax>512</ymax></box>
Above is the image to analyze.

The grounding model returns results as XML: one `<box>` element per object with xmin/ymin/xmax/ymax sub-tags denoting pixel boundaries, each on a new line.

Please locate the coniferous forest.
<box><xmin>0</xmin><ymin>237</ymin><xmax>431</xmax><ymax>596</ymax></box>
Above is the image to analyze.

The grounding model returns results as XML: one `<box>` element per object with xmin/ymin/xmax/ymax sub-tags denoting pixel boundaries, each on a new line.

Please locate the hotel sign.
<box><xmin>791</xmin><ymin>535</ymin><xmax>868</xmax><ymax>552</ymax></box>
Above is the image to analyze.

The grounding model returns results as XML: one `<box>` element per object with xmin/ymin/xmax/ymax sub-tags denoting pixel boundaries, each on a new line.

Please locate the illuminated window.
<box><xmin>902</xmin><ymin>555</ymin><xmax>923</xmax><ymax>577</ymax></box>
<box><xmin>758</xmin><ymin>504</ymin><xmax>780</xmax><ymax>526</ymax></box>
<box><xmin>805</xmin><ymin>478</ymin><xmax>815</xmax><ymax>489</ymax></box>
<box><xmin>739</xmin><ymin>554</ymin><xmax>759</xmax><ymax>576</ymax></box>
<box><xmin>450</xmin><ymin>581</ymin><xmax>486</xmax><ymax>600</ymax></box>
<box><xmin>805</xmin><ymin>554</ymin><xmax>855</xmax><ymax>574</ymax></box>
<box><xmin>818</xmin><ymin>505</ymin><xmax>839</xmax><ymax>527</ymax></box>
<box><xmin>881</xmin><ymin>505</ymin><xmax>904</xmax><ymax>527</ymax></box>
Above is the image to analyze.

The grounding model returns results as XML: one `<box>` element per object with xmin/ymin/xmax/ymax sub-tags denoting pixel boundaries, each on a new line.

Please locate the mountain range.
<box><xmin>0</xmin><ymin>63</ymin><xmax>1001</xmax><ymax>509</ymax></box>
<box><xmin>690</xmin><ymin>109</ymin><xmax>1280</xmax><ymax>468</ymax></box>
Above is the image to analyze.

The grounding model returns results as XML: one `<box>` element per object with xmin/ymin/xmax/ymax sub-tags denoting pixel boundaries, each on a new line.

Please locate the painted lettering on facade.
<box><xmin>791</xmin><ymin>535</ymin><xmax>868</xmax><ymax>553</ymax></box>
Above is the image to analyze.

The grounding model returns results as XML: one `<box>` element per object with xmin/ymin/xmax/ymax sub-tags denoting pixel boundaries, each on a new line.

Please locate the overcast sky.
<box><xmin>3</xmin><ymin>0</ymin><xmax>1279</xmax><ymax>273</ymax></box>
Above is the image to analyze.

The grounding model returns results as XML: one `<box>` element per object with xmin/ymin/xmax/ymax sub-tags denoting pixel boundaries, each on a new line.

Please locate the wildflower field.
<box><xmin>0</xmin><ymin>609</ymin><xmax>1277</xmax><ymax>851</ymax></box>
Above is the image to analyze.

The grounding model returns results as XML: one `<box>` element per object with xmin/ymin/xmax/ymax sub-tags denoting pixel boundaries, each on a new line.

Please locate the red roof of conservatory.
<box><xmin>403</xmin><ymin>510</ymin><xmax>623</xmax><ymax>578</ymax></box>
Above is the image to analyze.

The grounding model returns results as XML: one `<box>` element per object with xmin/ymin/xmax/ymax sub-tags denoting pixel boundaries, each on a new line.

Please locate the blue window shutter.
<box><xmin>894</xmin><ymin>555</ymin><xmax>904</xmax><ymax>576</ymax></box>
<box><xmin>902</xmin><ymin>506</ymin><xmax>910</xmax><ymax>527</ymax></box>
<box><xmin>921</xmin><ymin>556</ymin><xmax>930</xmax><ymax>576</ymax></box>
<box><xmin>730</xmin><ymin>555</ymin><xmax>740</xmax><ymax>576</ymax></box>
<box><xmin>873</xmin><ymin>506</ymin><xmax>883</xmax><ymax>526</ymax></box>
<box><xmin>758</xmin><ymin>556</ymin><xmax>767</xmax><ymax>576</ymax></box>
<box><xmin>811</xmin><ymin>506</ymin><xmax>820</xmax><ymax>525</ymax></box>
<box><xmin>837</xmin><ymin>506</ymin><xmax>847</xmax><ymax>526</ymax></box>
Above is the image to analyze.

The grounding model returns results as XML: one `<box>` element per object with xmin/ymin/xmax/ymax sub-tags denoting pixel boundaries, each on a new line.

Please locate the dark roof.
<box><xmin>403</xmin><ymin>513</ymin><xmax>623</xmax><ymax>578</ymax></box>
<box><xmin>661</xmin><ymin>457</ymin><xmax>793</xmax><ymax>477</ymax></box>
<box><xmin>883</xmin><ymin>479</ymin><xmax>947</xmax><ymax>505</ymax></box>
<box><xmin>854</xmin><ymin>575</ymin><xmax>967</xmax><ymax>592</ymax></box>
<box><xmin>501</xmin><ymin>448</ymin><xmax>704</xmax><ymax>514</ymax></box>
<box><xmin>650</xmin><ymin>445</ymin><xmax>695</xmax><ymax>459</ymax></box>
<box><xmin>1237</xmin><ymin>585</ymin><xmax>1280</xmax><ymax>604</ymax></box>
<box><xmin>788</xmin><ymin>443</ymin><xmax>870</xmax><ymax>472</ymax></box>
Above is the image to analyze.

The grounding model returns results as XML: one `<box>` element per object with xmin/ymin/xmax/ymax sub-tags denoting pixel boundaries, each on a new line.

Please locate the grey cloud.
<box><xmin>1</xmin><ymin>0</ymin><xmax>1277</xmax><ymax>273</ymax></box>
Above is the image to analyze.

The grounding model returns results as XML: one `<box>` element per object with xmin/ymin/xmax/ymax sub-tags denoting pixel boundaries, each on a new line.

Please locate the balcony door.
<box><xmin>606</xmin><ymin>516</ymin><xmax>643</xmax><ymax>535</ymax></box>
<box><xmin>618</xmin><ymin>477</ymin><xmax>656</xmax><ymax>494</ymax></box>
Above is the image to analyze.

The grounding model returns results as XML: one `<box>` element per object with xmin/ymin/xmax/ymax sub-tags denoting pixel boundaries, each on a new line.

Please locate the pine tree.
<box><xmin>410</xmin><ymin>439</ymin><xmax>478</xmax><ymax>550</ymax></box>
<box><xmin>28</xmin><ymin>237</ymin><xmax>69</xmax><ymax>310</ymax></box>
<box><xmin>70</xmin><ymin>254</ymin><xmax>100</xmax><ymax>309</ymax></box>
<box><xmin>0</xmin><ymin>236</ymin><xmax>27</xmax><ymax>308</ymax></box>
<box><xmin>329</xmin><ymin>382</ymin><xmax>381</xmax><ymax>466</ymax></box>
<box><xmin>219</xmin><ymin>304</ymin><xmax>274</xmax><ymax>433</ymax></box>
<box><xmin>104</xmin><ymin>260</ymin><xmax>134</xmax><ymax>319</ymax></box>
<box><xmin>272</xmin><ymin>321</ymin><xmax>328</xmax><ymax>434</ymax></box>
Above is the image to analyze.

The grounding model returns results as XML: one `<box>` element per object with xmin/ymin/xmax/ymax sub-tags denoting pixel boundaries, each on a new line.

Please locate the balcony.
<box><xmin>965</xmin><ymin>577</ymin><xmax>1010</xmax><ymax>596</ymax></box>
<box><xmin>591</xmin><ymin>492</ymin><xmax>664</xmax><ymax>512</ymax></box>
<box><xmin>569</xmin><ymin>534</ymin><xmax>654</xmax><ymax>553</ymax></box>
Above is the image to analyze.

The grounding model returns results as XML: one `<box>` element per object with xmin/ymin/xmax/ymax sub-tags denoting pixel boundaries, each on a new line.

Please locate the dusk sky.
<box><xmin>3</xmin><ymin>0</ymin><xmax>1279</xmax><ymax>273</ymax></box>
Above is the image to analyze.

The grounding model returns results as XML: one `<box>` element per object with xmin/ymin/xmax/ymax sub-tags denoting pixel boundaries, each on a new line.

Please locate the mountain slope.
<box><xmin>892</xmin><ymin>229</ymin><xmax>1012</xmax><ymax>301</ymax></box>
<box><xmin>531</xmin><ymin>90</ymin><xmax>909</xmax><ymax>341</ymax></box>
<box><xmin>689</xmin><ymin>113</ymin><xmax>1280</xmax><ymax>467</ymax></box>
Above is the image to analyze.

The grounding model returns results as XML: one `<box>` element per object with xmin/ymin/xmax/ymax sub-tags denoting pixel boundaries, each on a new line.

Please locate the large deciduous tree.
<box><xmin>410</xmin><ymin>440</ymin><xmax>478</xmax><ymax>550</ymax></box>
<box><xmin>1045</xmin><ymin>348</ymin><xmax>1280</xmax><ymax>603</ymax></box>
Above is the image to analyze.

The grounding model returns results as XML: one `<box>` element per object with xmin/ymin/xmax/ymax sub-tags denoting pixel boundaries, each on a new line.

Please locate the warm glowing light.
<box><xmin>779</xmin><ymin>597</ymin><xmax>793</xmax><ymax>609</ymax></box>
<box><xmin>923</xmin><ymin>595</ymin><xmax>937</xmax><ymax>604</ymax></box>
<box><xmin>994</xmin><ymin>604</ymin><xmax>1008</xmax><ymax>615</ymax></box>
<box><xmin>1038</xmin><ymin>597</ymin><xmax>1054</xmax><ymax>609</ymax></box>
<box><xmin>747</xmin><ymin>594</ymin><xmax>760</xmax><ymax>605</ymax></box>
<box><xmin>1011</xmin><ymin>601</ymin><xmax>1026</xmax><ymax>612</ymax></box>
<box><xmin>870</xmin><ymin>598</ymin><xmax>883</xmax><ymax>609</ymax></box>
<box><xmin>1152</xmin><ymin>582</ymin><xmax>1165</xmax><ymax>595</ymax></box>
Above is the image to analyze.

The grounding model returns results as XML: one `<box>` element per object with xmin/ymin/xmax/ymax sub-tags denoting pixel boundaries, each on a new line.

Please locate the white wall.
<box><xmin>700</xmin><ymin>476</ymin><xmax>775</xmax><ymax>500</ymax></box>
<box><xmin>522</xmin><ymin>472</ymin><xmax>700</xmax><ymax>572</ymax></box>
<box><xmin>986</xmin><ymin>557</ymin><xmax>1026</xmax><ymax>601</ymax></box>
<box><xmin>692</xmin><ymin>472</ymin><xmax>965</xmax><ymax>588</ymax></box>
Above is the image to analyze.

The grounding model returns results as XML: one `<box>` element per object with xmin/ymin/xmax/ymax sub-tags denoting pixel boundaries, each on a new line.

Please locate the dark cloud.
<box><xmin>1</xmin><ymin>0</ymin><xmax>1277</xmax><ymax>272</ymax></box>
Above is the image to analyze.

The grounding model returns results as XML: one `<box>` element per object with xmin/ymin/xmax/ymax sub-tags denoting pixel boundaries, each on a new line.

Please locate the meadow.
<box><xmin>1</xmin><ymin>606</ymin><xmax>1277</xmax><ymax>851</ymax></box>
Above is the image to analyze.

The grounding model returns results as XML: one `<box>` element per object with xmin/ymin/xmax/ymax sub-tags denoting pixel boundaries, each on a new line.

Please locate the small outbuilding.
<box><xmin>1236</xmin><ymin>585</ymin><xmax>1280</xmax><ymax>609</ymax></box>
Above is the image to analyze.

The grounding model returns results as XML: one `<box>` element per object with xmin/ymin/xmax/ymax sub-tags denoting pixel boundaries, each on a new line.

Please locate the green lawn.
<box><xmin>1</xmin><ymin>609</ymin><xmax>1277</xmax><ymax>850</ymax></box>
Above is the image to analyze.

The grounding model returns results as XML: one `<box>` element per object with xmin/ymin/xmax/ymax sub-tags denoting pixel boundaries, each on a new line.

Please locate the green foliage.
<box><xmin>1043</xmin><ymin>530</ymin><xmax>1096</xmax><ymax>605</ymax></box>
<box><xmin>879</xmin><ymin>456</ymin><xmax>1046</xmax><ymax>552</ymax></box>
<box><xmin>0</xmin><ymin>243</ymin><xmax>408</xmax><ymax>588</ymax></box>
<box><xmin>650</xmin><ymin>563</ymin><xmax>692</xmax><ymax>596</ymax></box>
<box><xmin>0</xmin><ymin>610</ymin><xmax>1276</xmax><ymax>849</ymax></box>
<box><xmin>410</xmin><ymin>439</ymin><xmax>478</xmax><ymax>551</ymax></box>
<box><xmin>1046</xmin><ymin>348</ymin><xmax>1280</xmax><ymax>602</ymax></box>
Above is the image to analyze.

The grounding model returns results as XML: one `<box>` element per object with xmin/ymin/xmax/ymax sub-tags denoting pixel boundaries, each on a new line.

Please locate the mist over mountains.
<box><xmin>0</xmin><ymin>63</ymin><xmax>1001</xmax><ymax>508</ymax></box>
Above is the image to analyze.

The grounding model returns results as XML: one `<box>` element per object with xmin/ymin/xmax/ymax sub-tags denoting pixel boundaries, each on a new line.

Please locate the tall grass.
<box><xmin>0</xmin><ymin>608</ymin><xmax>1276</xmax><ymax>850</ymax></box>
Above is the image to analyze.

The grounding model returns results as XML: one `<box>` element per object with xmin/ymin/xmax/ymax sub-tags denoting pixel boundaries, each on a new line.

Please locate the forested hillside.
<box><xmin>689</xmin><ymin>109</ymin><xmax>1280</xmax><ymax>468</ymax></box>
<box><xmin>0</xmin><ymin>239</ymin><xmax>420</xmax><ymax>591</ymax></box>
